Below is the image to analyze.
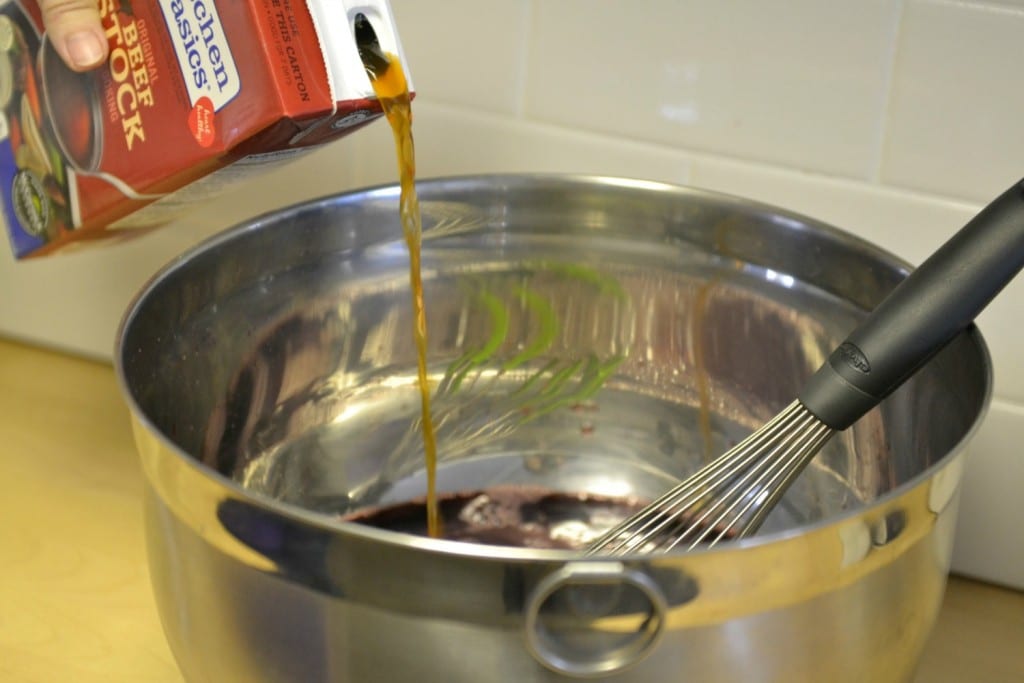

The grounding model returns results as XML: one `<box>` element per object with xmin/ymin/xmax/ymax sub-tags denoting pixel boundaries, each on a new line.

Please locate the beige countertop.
<box><xmin>1</xmin><ymin>338</ymin><xmax>1021</xmax><ymax>682</ymax></box>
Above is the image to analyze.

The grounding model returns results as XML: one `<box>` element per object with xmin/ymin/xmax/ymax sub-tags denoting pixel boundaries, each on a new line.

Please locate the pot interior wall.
<box><xmin>119</xmin><ymin>176</ymin><xmax>990</xmax><ymax>539</ymax></box>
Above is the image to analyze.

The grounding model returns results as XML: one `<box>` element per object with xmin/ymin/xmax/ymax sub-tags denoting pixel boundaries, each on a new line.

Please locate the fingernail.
<box><xmin>65</xmin><ymin>31</ymin><xmax>104</xmax><ymax>68</ymax></box>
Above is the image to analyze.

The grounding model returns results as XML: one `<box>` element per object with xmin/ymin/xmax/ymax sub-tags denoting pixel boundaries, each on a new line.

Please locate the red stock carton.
<box><xmin>0</xmin><ymin>0</ymin><xmax>409</xmax><ymax>258</ymax></box>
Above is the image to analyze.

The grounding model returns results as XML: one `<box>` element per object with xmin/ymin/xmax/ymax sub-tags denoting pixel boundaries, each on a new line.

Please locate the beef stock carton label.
<box><xmin>0</xmin><ymin>0</ymin><xmax>410</xmax><ymax>258</ymax></box>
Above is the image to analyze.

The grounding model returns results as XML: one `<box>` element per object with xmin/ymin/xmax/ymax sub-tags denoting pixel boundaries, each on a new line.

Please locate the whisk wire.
<box><xmin>740</xmin><ymin>424</ymin><xmax>833</xmax><ymax>537</ymax></box>
<box><xmin>586</xmin><ymin>402</ymin><xmax>804</xmax><ymax>555</ymax></box>
<box><xmin>662</xmin><ymin>402</ymin><xmax>820</xmax><ymax>550</ymax></box>
<box><xmin>586</xmin><ymin>401</ymin><xmax>832</xmax><ymax>556</ymax></box>
<box><xmin>585</xmin><ymin>177</ymin><xmax>1024</xmax><ymax>557</ymax></box>
<box><xmin>679</xmin><ymin>410</ymin><xmax>833</xmax><ymax>550</ymax></box>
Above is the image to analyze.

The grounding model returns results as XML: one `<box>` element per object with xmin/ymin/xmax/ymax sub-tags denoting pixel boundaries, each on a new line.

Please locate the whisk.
<box><xmin>587</xmin><ymin>178</ymin><xmax>1024</xmax><ymax>556</ymax></box>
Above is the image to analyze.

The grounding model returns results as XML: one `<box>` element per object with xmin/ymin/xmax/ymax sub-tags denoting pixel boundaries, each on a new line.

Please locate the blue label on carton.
<box><xmin>0</xmin><ymin>115</ymin><xmax>44</xmax><ymax>257</ymax></box>
<box><xmin>0</xmin><ymin>3</ymin><xmax>59</xmax><ymax>258</ymax></box>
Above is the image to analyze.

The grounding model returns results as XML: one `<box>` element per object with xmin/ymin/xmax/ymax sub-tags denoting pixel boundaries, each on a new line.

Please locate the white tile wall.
<box><xmin>882</xmin><ymin>0</ymin><xmax>1024</xmax><ymax>201</ymax></box>
<box><xmin>2</xmin><ymin>0</ymin><xmax>1021</xmax><ymax>587</ymax></box>
<box><xmin>951</xmin><ymin>400</ymin><xmax>1024</xmax><ymax>590</ymax></box>
<box><xmin>523</xmin><ymin>0</ymin><xmax>903</xmax><ymax>179</ymax></box>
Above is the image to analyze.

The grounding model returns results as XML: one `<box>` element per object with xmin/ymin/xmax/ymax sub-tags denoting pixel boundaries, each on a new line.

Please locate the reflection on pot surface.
<box><xmin>204</xmin><ymin>259</ymin><xmax>872</xmax><ymax>539</ymax></box>
<box><xmin>118</xmin><ymin>176</ymin><xmax>991</xmax><ymax>682</ymax></box>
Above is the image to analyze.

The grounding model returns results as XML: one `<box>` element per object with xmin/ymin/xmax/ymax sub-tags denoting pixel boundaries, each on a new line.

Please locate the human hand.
<box><xmin>40</xmin><ymin>0</ymin><xmax>107</xmax><ymax>72</ymax></box>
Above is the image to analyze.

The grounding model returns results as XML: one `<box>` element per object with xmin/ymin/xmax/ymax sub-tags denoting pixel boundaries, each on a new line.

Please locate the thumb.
<box><xmin>41</xmin><ymin>0</ymin><xmax>107</xmax><ymax>72</ymax></box>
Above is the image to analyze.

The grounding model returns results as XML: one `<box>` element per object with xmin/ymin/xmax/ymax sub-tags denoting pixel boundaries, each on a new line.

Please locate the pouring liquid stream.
<box><xmin>364</xmin><ymin>52</ymin><xmax>442</xmax><ymax>538</ymax></box>
<box><xmin>354</xmin><ymin>22</ymin><xmax>719</xmax><ymax>545</ymax></box>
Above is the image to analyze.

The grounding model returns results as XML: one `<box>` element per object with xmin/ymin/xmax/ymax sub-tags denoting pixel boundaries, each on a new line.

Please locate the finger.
<box><xmin>41</xmin><ymin>0</ymin><xmax>107</xmax><ymax>72</ymax></box>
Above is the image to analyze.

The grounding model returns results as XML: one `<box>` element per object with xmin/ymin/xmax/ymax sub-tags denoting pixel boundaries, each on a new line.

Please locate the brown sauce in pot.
<box><xmin>345</xmin><ymin>485</ymin><xmax>651</xmax><ymax>550</ymax></box>
<box><xmin>344</xmin><ymin>485</ymin><xmax>739</xmax><ymax>551</ymax></box>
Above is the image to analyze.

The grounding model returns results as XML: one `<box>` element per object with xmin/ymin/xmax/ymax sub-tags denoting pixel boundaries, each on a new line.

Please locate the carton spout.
<box><xmin>303</xmin><ymin>0</ymin><xmax>411</xmax><ymax>100</ymax></box>
<box><xmin>354</xmin><ymin>13</ymin><xmax>390</xmax><ymax>80</ymax></box>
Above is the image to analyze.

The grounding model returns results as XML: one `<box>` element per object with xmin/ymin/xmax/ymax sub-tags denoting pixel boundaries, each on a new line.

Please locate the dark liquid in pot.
<box><xmin>346</xmin><ymin>485</ymin><xmax>743</xmax><ymax>551</ymax></box>
<box><xmin>345</xmin><ymin>486</ymin><xmax>651</xmax><ymax>550</ymax></box>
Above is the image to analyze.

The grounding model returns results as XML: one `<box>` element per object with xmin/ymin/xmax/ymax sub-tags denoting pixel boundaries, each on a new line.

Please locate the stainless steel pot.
<box><xmin>116</xmin><ymin>175</ymin><xmax>991</xmax><ymax>682</ymax></box>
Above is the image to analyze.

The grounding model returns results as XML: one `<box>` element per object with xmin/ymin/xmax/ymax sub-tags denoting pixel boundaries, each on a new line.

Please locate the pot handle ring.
<box><xmin>523</xmin><ymin>561</ymin><xmax>668</xmax><ymax>678</ymax></box>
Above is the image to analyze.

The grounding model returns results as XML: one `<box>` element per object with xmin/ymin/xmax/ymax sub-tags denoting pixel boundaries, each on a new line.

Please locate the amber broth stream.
<box><xmin>365</xmin><ymin>54</ymin><xmax>442</xmax><ymax>538</ymax></box>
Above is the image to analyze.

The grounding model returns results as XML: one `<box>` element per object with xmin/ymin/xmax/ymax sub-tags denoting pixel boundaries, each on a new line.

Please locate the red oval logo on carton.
<box><xmin>189</xmin><ymin>96</ymin><xmax>216</xmax><ymax>147</ymax></box>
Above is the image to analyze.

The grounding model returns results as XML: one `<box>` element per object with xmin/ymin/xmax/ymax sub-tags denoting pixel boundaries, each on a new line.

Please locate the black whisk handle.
<box><xmin>800</xmin><ymin>178</ymin><xmax>1024</xmax><ymax>430</ymax></box>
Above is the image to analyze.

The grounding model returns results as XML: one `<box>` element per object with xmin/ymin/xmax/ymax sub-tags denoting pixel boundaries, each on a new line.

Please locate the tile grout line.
<box><xmin>413</xmin><ymin>98</ymin><xmax>982</xmax><ymax>213</ymax></box>
<box><xmin>512</xmin><ymin>0</ymin><xmax>536</xmax><ymax>119</ymax></box>
<box><xmin>869</xmin><ymin>0</ymin><xmax>908</xmax><ymax>184</ymax></box>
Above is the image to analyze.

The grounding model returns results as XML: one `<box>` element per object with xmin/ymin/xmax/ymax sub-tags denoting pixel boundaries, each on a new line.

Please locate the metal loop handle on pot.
<box><xmin>523</xmin><ymin>562</ymin><xmax>668</xmax><ymax>678</ymax></box>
